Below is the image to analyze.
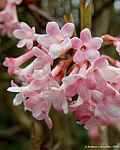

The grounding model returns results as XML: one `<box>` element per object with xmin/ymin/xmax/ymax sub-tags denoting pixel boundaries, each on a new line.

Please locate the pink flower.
<box><xmin>23</xmin><ymin>84</ymin><xmax>68</xmax><ymax>129</ymax></box>
<box><xmin>24</xmin><ymin>93</ymin><xmax>53</xmax><ymax>129</ymax></box>
<box><xmin>71</xmin><ymin>69</ymin><xmax>120</xmax><ymax>129</ymax></box>
<box><xmin>5</xmin><ymin>19</ymin><xmax>120</xmax><ymax>131</ymax></box>
<box><xmin>0</xmin><ymin>21</ymin><xmax>20</xmax><ymax>37</ymax></box>
<box><xmin>32</xmin><ymin>47</ymin><xmax>53</xmax><ymax>67</ymax></box>
<box><xmin>37</xmin><ymin>21</ymin><xmax>74</xmax><ymax>59</ymax></box>
<box><xmin>40</xmin><ymin>88</ymin><xmax>68</xmax><ymax>114</ymax></box>
<box><xmin>72</xmin><ymin>28</ymin><xmax>103</xmax><ymax>64</ymax></box>
<box><xmin>13</xmin><ymin>22</ymin><xmax>36</xmax><ymax>49</ymax></box>
<box><xmin>62</xmin><ymin>64</ymin><xmax>89</xmax><ymax>100</ymax></box>
<box><xmin>3</xmin><ymin>50</ymin><xmax>34</xmax><ymax>76</ymax></box>
<box><xmin>7</xmin><ymin>63</ymin><xmax>68</xmax><ymax>128</ymax></box>
<box><xmin>9</xmin><ymin>46</ymin><xmax>53</xmax><ymax>81</ymax></box>
<box><xmin>7</xmin><ymin>63</ymin><xmax>58</xmax><ymax>97</ymax></box>
<box><xmin>92</xmin><ymin>56</ymin><xmax>120</xmax><ymax>83</ymax></box>
<box><xmin>14</xmin><ymin>59</ymin><xmax>36</xmax><ymax>82</ymax></box>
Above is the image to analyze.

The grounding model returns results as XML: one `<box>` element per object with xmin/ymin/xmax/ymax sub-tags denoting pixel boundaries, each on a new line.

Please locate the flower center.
<box><xmin>80</xmin><ymin>45</ymin><xmax>86</xmax><ymax>51</ymax></box>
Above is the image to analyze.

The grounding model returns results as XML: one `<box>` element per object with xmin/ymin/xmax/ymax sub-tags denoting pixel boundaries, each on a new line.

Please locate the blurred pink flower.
<box><xmin>0</xmin><ymin>2</ymin><xmax>20</xmax><ymax>36</ymax></box>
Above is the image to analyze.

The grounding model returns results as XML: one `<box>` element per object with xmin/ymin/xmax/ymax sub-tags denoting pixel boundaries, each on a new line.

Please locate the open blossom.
<box><xmin>37</xmin><ymin>21</ymin><xmax>75</xmax><ymax>59</ymax></box>
<box><xmin>13</xmin><ymin>22</ymin><xmax>37</xmax><ymax>49</ymax></box>
<box><xmin>72</xmin><ymin>28</ymin><xmax>103</xmax><ymax>64</ymax></box>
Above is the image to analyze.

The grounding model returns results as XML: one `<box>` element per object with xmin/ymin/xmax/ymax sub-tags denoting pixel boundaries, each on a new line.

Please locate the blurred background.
<box><xmin>1</xmin><ymin>0</ymin><xmax>120</xmax><ymax>149</ymax></box>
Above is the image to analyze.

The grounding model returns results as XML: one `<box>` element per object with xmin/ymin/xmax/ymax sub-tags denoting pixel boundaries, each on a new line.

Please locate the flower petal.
<box><xmin>87</xmin><ymin>37</ymin><xmax>103</xmax><ymax>50</ymax></box>
<box><xmin>17</xmin><ymin>39</ymin><xmax>26</xmax><ymax>48</ymax></box>
<box><xmin>49</xmin><ymin>44</ymin><xmax>62</xmax><ymax>59</ymax></box>
<box><xmin>13</xmin><ymin>93</ymin><xmax>25</xmax><ymax>106</ymax></box>
<box><xmin>80</xmin><ymin>28</ymin><xmax>92</xmax><ymax>43</ymax></box>
<box><xmin>93</xmin><ymin>57</ymin><xmax>108</xmax><ymax>68</ymax></box>
<box><xmin>86</xmin><ymin>50</ymin><xmax>100</xmax><ymax>61</ymax></box>
<box><xmin>73</xmin><ymin>50</ymin><xmax>86</xmax><ymax>64</ymax></box>
<box><xmin>115</xmin><ymin>41</ymin><xmax>120</xmax><ymax>55</ymax></box>
<box><xmin>61</xmin><ymin>23</ymin><xmax>75</xmax><ymax>37</ymax></box>
<box><xmin>32</xmin><ymin>47</ymin><xmax>52</xmax><ymax>65</ymax></box>
<box><xmin>37</xmin><ymin>34</ymin><xmax>57</xmax><ymax>48</ymax></box>
<box><xmin>71</xmin><ymin>37</ymin><xmax>82</xmax><ymax>49</ymax></box>
<box><xmin>20</xmin><ymin>22</ymin><xmax>32</xmax><ymax>31</ymax></box>
<box><xmin>7</xmin><ymin>86</ymin><xmax>22</xmax><ymax>92</ymax></box>
<box><xmin>46</xmin><ymin>21</ymin><xmax>63</xmax><ymax>41</ymax></box>
<box><xmin>13</xmin><ymin>30</ymin><xmax>25</xmax><ymax>39</ymax></box>
<box><xmin>26</xmin><ymin>40</ymin><xmax>33</xmax><ymax>49</ymax></box>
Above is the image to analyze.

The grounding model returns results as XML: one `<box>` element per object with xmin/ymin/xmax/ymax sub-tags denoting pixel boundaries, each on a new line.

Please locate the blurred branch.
<box><xmin>0</xmin><ymin>126</ymin><xmax>22</xmax><ymax>140</ymax></box>
<box><xmin>31</xmin><ymin>119</ymin><xmax>44</xmax><ymax>150</ymax></box>
<box><xmin>64</xmin><ymin>0</ymin><xmax>73</xmax><ymax>23</ymax></box>
<box><xmin>93</xmin><ymin>0</ymin><xmax>115</xmax><ymax>20</ymax></box>
<box><xmin>100</xmin><ymin>126</ymin><xmax>109</xmax><ymax>146</ymax></box>
<box><xmin>80</xmin><ymin>0</ymin><xmax>93</xmax><ymax>29</ymax></box>
<box><xmin>28</xmin><ymin>4</ymin><xmax>55</xmax><ymax>21</ymax></box>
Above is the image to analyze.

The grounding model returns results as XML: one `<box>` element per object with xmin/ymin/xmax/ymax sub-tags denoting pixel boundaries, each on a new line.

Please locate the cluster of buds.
<box><xmin>2</xmin><ymin>1</ymin><xmax>120</xmax><ymax>135</ymax></box>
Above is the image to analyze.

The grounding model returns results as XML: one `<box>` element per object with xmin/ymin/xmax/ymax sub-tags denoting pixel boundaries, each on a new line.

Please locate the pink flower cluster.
<box><xmin>3</xmin><ymin>20</ymin><xmax>120</xmax><ymax>132</ymax></box>
<box><xmin>0</xmin><ymin>0</ymin><xmax>22</xmax><ymax>36</ymax></box>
